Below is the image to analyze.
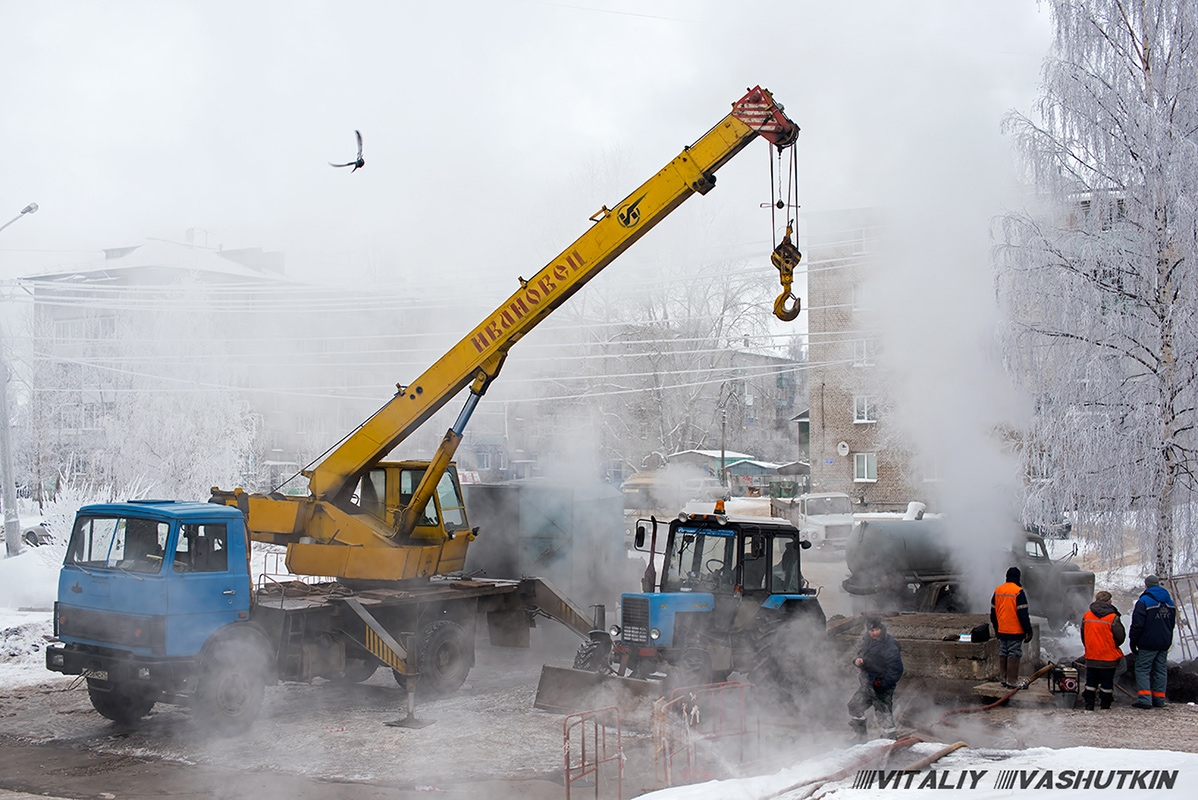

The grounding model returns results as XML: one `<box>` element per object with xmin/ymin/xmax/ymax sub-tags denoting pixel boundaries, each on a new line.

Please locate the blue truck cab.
<box><xmin>46</xmin><ymin>501</ymin><xmax>267</xmax><ymax>730</ymax></box>
<box><xmin>591</xmin><ymin>506</ymin><xmax>825</xmax><ymax>686</ymax></box>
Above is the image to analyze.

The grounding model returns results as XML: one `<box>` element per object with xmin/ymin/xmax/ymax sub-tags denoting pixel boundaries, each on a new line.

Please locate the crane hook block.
<box><xmin>770</xmin><ymin>227</ymin><xmax>802</xmax><ymax>322</ymax></box>
<box><xmin>773</xmin><ymin>290</ymin><xmax>801</xmax><ymax>322</ymax></box>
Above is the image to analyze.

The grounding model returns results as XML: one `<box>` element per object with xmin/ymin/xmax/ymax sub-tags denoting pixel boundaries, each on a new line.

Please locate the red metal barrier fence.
<box><xmin>563</xmin><ymin>705</ymin><xmax>624</xmax><ymax>800</ymax></box>
<box><xmin>652</xmin><ymin>681</ymin><xmax>759</xmax><ymax>789</ymax></box>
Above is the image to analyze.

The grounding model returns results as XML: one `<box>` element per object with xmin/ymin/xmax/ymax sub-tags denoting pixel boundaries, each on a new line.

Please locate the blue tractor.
<box><xmin>576</xmin><ymin>503</ymin><xmax>826</xmax><ymax>688</ymax></box>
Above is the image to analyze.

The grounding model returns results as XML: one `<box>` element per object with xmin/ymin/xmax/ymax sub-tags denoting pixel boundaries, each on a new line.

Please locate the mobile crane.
<box><xmin>47</xmin><ymin>87</ymin><xmax>803</xmax><ymax>732</ymax></box>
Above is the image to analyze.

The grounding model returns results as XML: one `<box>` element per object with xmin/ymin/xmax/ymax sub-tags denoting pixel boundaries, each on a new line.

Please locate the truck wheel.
<box><xmin>394</xmin><ymin>620</ymin><xmax>472</xmax><ymax>697</ymax></box>
<box><xmin>934</xmin><ymin>592</ymin><xmax>965</xmax><ymax>613</ymax></box>
<box><xmin>87</xmin><ymin>678</ymin><xmax>155</xmax><ymax>725</ymax></box>
<box><xmin>193</xmin><ymin>640</ymin><xmax>268</xmax><ymax>734</ymax></box>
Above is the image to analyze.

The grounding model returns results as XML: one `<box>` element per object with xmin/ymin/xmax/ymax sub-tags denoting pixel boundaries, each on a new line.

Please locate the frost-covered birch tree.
<box><xmin>996</xmin><ymin>0</ymin><xmax>1198</xmax><ymax>575</ymax></box>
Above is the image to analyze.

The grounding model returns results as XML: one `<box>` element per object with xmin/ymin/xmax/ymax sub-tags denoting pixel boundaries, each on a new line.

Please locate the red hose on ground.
<box><xmin>940</xmin><ymin>663</ymin><xmax>1057</xmax><ymax>727</ymax></box>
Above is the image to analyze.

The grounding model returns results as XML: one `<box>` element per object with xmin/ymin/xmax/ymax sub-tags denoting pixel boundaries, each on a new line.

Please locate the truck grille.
<box><xmin>622</xmin><ymin>597</ymin><xmax>650</xmax><ymax>644</ymax></box>
<box><xmin>57</xmin><ymin>605</ymin><xmax>166</xmax><ymax>654</ymax></box>
<box><xmin>826</xmin><ymin>524</ymin><xmax>852</xmax><ymax>543</ymax></box>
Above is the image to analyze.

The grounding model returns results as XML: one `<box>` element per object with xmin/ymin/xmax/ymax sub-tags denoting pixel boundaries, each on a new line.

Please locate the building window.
<box><xmin>854</xmin><ymin>452</ymin><xmax>877</xmax><ymax>482</ymax></box>
<box><xmin>852</xmin><ymin>338</ymin><xmax>876</xmax><ymax>367</ymax></box>
<box><xmin>477</xmin><ymin>451</ymin><xmax>491</xmax><ymax>470</ymax></box>
<box><xmin>921</xmin><ymin>455</ymin><xmax>943</xmax><ymax>483</ymax></box>
<box><xmin>851</xmin><ymin>282</ymin><xmax>866</xmax><ymax>311</ymax></box>
<box><xmin>852</xmin><ymin>228</ymin><xmax>866</xmax><ymax>254</ymax></box>
<box><xmin>853</xmin><ymin>395</ymin><xmax>877</xmax><ymax>423</ymax></box>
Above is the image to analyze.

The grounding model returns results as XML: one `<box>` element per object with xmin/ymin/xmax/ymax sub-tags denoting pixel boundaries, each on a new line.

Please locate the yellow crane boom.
<box><xmin>211</xmin><ymin>86</ymin><xmax>800</xmax><ymax>584</ymax></box>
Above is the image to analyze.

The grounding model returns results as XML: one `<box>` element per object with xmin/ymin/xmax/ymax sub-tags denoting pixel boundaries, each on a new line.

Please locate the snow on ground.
<box><xmin>639</xmin><ymin>740</ymin><xmax>1198</xmax><ymax>799</ymax></box>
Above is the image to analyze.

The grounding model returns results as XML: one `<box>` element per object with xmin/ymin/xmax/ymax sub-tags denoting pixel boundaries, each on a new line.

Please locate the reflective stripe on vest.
<box><xmin>1083</xmin><ymin>610</ymin><xmax>1122</xmax><ymax>662</ymax></box>
<box><xmin>994</xmin><ymin>582</ymin><xmax>1024</xmax><ymax>635</ymax></box>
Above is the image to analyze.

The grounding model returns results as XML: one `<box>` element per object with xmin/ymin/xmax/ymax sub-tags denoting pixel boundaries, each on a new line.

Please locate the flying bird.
<box><xmin>330</xmin><ymin>130</ymin><xmax>365</xmax><ymax>172</ymax></box>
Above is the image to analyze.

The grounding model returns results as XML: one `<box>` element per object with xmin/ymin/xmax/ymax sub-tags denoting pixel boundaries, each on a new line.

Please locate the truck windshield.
<box><xmin>662</xmin><ymin>526</ymin><xmax>735</xmax><ymax>592</ymax></box>
<box><xmin>66</xmin><ymin>515</ymin><xmax>170</xmax><ymax>574</ymax></box>
<box><xmin>807</xmin><ymin>496</ymin><xmax>852</xmax><ymax>515</ymax></box>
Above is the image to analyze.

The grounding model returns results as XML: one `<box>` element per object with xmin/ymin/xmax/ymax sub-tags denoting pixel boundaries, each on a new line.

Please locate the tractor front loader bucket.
<box><xmin>534</xmin><ymin>666</ymin><xmax>663</xmax><ymax>721</ymax></box>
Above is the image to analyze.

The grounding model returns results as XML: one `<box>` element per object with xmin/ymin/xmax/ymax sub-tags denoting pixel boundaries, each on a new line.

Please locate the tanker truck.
<box><xmin>841</xmin><ymin>518</ymin><xmax>1094</xmax><ymax>630</ymax></box>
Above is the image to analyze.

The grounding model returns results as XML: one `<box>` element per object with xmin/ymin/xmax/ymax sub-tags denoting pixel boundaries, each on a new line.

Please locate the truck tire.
<box><xmin>393</xmin><ymin>620</ymin><xmax>473</xmax><ymax>697</ymax></box>
<box><xmin>193</xmin><ymin>640</ymin><xmax>268</xmax><ymax>734</ymax></box>
<box><xmin>87</xmin><ymin>678</ymin><xmax>155</xmax><ymax>725</ymax></box>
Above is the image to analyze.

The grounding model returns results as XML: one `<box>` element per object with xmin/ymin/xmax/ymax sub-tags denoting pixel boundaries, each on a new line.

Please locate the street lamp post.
<box><xmin>1</xmin><ymin>202</ymin><xmax>38</xmax><ymax>557</ymax></box>
<box><xmin>0</xmin><ymin>203</ymin><xmax>38</xmax><ymax>235</ymax></box>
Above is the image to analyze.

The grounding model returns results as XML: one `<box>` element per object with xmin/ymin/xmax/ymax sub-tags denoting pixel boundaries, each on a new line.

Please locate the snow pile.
<box><xmin>0</xmin><ymin>542</ymin><xmax>62</xmax><ymax>610</ymax></box>
<box><xmin>0</xmin><ymin>610</ymin><xmax>57</xmax><ymax>688</ymax></box>
<box><xmin>639</xmin><ymin>742</ymin><xmax>1198</xmax><ymax>799</ymax></box>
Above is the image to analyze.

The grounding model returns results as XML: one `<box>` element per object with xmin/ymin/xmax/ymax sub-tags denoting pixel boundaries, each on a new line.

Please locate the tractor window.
<box><xmin>772</xmin><ymin>534</ymin><xmax>803</xmax><ymax>594</ymax></box>
<box><xmin>66</xmin><ymin>516</ymin><xmax>169</xmax><ymax>574</ymax></box>
<box><xmin>436</xmin><ymin>470</ymin><xmax>467</xmax><ymax>532</ymax></box>
<box><xmin>662</xmin><ymin>527</ymin><xmax>735</xmax><ymax>592</ymax></box>
<box><xmin>173</xmin><ymin>524</ymin><xmax>229</xmax><ymax>573</ymax></box>
<box><xmin>399</xmin><ymin>469</ymin><xmax>439</xmax><ymax>527</ymax></box>
<box><xmin>740</xmin><ymin>535</ymin><xmax>768</xmax><ymax>593</ymax></box>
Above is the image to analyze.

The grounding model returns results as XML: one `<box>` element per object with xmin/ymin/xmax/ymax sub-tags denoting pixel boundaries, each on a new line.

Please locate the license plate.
<box><xmin>82</xmin><ymin>668</ymin><xmax>108</xmax><ymax>682</ymax></box>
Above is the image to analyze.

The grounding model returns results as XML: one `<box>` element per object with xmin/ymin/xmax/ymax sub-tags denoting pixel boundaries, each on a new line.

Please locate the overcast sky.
<box><xmin>0</xmin><ymin>1</ymin><xmax>1053</xmax><ymax>286</ymax></box>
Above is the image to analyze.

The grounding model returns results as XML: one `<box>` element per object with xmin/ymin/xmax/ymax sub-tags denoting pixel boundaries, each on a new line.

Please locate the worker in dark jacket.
<box><xmin>848</xmin><ymin>617</ymin><xmax>903</xmax><ymax>742</ymax></box>
<box><xmin>1129</xmin><ymin>575</ymin><xmax>1176</xmax><ymax>708</ymax></box>
<box><xmin>990</xmin><ymin>567</ymin><xmax>1033</xmax><ymax>688</ymax></box>
<box><xmin>1080</xmin><ymin>590</ymin><xmax>1125</xmax><ymax>710</ymax></box>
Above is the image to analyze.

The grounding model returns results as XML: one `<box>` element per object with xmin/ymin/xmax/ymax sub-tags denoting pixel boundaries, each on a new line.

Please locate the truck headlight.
<box><xmin>609</xmin><ymin>625</ymin><xmax>622</xmax><ymax>638</ymax></box>
<box><xmin>650</xmin><ymin>628</ymin><xmax>661</xmax><ymax>640</ymax></box>
<box><xmin>137</xmin><ymin>667</ymin><xmax>151</xmax><ymax>680</ymax></box>
<box><xmin>49</xmin><ymin>652</ymin><xmax>64</xmax><ymax>667</ymax></box>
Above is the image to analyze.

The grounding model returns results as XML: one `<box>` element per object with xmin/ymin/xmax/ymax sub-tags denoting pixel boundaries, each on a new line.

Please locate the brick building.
<box><xmin>804</xmin><ymin>209</ymin><xmax>924</xmax><ymax>512</ymax></box>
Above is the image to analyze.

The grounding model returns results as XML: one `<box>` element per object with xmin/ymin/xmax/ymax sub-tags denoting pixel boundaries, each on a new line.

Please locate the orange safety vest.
<box><xmin>1083</xmin><ymin>610</ymin><xmax>1123</xmax><ymax>662</ymax></box>
<box><xmin>993</xmin><ymin>582</ymin><xmax>1025</xmax><ymax>635</ymax></box>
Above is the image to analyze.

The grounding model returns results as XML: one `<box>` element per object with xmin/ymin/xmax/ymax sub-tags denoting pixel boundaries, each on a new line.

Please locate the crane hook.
<box><xmin>771</xmin><ymin>224</ymin><xmax>802</xmax><ymax>322</ymax></box>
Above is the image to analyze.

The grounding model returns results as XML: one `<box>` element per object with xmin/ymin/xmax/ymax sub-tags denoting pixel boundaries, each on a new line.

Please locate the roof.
<box><xmin>79</xmin><ymin>501</ymin><xmax>244</xmax><ymax>521</ymax></box>
<box><xmin>724</xmin><ymin>459</ymin><xmax>786</xmax><ymax>474</ymax></box>
<box><xmin>22</xmin><ymin>239</ymin><xmax>292</xmax><ymax>286</ymax></box>
<box><xmin>666</xmin><ymin>449</ymin><xmax>755</xmax><ymax>462</ymax></box>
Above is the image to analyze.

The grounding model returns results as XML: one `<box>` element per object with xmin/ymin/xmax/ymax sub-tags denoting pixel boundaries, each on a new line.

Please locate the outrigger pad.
<box><xmin>385</xmin><ymin>715</ymin><xmax>435</xmax><ymax>729</ymax></box>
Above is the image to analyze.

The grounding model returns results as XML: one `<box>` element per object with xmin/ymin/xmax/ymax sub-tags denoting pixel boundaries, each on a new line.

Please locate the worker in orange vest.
<box><xmin>990</xmin><ymin>567</ymin><xmax>1033</xmax><ymax>688</ymax></box>
<box><xmin>1080</xmin><ymin>590</ymin><xmax>1125</xmax><ymax>710</ymax></box>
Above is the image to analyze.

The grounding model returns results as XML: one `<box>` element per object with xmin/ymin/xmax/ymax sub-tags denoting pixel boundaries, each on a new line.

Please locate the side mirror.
<box><xmin>635</xmin><ymin>525</ymin><xmax>646</xmax><ymax>548</ymax></box>
<box><xmin>1072</xmin><ymin>542</ymin><xmax>1079</xmax><ymax>556</ymax></box>
<box><xmin>751</xmin><ymin>534</ymin><xmax>765</xmax><ymax>558</ymax></box>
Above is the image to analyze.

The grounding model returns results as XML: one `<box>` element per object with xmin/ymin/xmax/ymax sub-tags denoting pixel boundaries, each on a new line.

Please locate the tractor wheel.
<box><xmin>670</xmin><ymin>648</ymin><xmax>713</xmax><ymax>690</ymax></box>
<box><xmin>573</xmin><ymin>639</ymin><xmax>602</xmax><ymax>671</ymax></box>
<box><xmin>393</xmin><ymin>620</ymin><xmax>472</xmax><ymax>697</ymax></box>
<box><xmin>87</xmin><ymin>678</ymin><xmax>155</xmax><ymax>725</ymax></box>
<box><xmin>193</xmin><ymin>640</ymin><xmax>268</xmax><ymax>735</ymax></box>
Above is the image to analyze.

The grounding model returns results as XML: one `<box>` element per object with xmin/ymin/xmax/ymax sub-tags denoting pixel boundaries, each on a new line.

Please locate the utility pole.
<box><xmin>1</xmin><ymin>202</ymin><xmax>38</xmax><ymax>557</ymax></box>
<box><xmin>720</xmin><ymin>408</ymin><xmax>727</xmax><ymax>488</ymax></box>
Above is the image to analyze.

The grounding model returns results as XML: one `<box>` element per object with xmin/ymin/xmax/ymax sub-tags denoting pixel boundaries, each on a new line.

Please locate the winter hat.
<box><xmin>1145</xmin><ymin>575</ymin><xmax>1160</xmax><ymax>587</ymax></box>
<box><xmin>1006</xmin><ymin>567</ymin><xmax>1022</xmax><ymax>584</ymax></box>
<box><xmin>1095</xmin><ymin>591</ymin><xmax>1112</xmax><ymax>603</ymax></box>
<box><xmin>866</xmin><ymin>616</ymin><xmax>885</xmax><ymax>631</ymax></box>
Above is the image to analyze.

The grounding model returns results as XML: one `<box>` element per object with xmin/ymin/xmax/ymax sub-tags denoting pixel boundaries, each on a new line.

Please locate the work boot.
<box><xmin>848</xmin><ymin>717</ymin><xmax>868</xmax><ymax>743</ymax></box>
<box><xmin>998</xmin><ymin>656</ymin><xmax>1008</xmax><ymax>685</ymax></box>
<box><xmin>1006</xmin><ymin>656</ymin><xmax>1022</xmax><ymax>688</ymax></box>
<box><xmin>1082</xmin><ymin>689</ymin><xmax>1095</xmax><ymax>711</ymax></box>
